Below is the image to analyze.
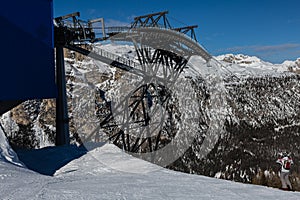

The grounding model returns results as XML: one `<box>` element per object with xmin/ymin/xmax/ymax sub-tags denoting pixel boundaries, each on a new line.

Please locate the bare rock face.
<box><xmin>220</xmin><ymin>54</ymin><xmax>261</xmax><ymax>65</ymax></box>
<box><xmin>11</xmin><ymin>104</ymin><xmax>31</xmax><ymax>126</ymax></box>
<box><xmin>4</xmin><ymin>99</ymin><xmax>56</xmax><ymax>149</ymax></box>
<box><xmin>38</xmin><ymin>99</ymin><xmax>56</xmax><ymax>127</ymax></box>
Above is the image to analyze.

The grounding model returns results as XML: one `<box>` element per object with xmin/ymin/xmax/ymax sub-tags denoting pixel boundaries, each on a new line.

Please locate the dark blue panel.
<box><xmin>0</xmin><ymin>0</ymin><xmax>56</xmax><ymax>101</ymax></box>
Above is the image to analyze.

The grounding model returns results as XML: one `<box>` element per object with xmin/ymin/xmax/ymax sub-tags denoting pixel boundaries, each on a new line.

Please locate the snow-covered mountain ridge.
<box><xmin>216</xmin><ymin>53</ymin><xmax>300</xmax><ymax>68</ymax></box>
<box><xmin>215</xmin><ymin>53</ymin><xmax>300</xmax><ymax>76</ymax></box>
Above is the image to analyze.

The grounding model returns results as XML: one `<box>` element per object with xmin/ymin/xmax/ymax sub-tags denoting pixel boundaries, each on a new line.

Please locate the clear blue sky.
<box><xmin>53</xmin><ymin>0</ymin><xmax>300</xmax><ymax>63</ymax></box>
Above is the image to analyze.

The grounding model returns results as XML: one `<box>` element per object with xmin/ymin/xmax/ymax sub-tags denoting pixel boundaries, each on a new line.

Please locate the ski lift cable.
<box><xmin>168</xmin><ymin>15</ymin><xmax>189</xmax><ymax>28</ymax></box>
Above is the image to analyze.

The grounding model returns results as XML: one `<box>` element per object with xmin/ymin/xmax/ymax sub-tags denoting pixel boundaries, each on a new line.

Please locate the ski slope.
<box><xmin>1</xmin><ymin>139</ymin><xmax>300</xmax><ymax>199</ymax></box>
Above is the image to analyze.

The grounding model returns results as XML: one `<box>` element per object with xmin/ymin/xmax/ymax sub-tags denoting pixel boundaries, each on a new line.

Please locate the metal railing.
<box><xmin>92</xmin><ymin>45</ymin><xmax>141</xmax><ymax>70</ymax></box>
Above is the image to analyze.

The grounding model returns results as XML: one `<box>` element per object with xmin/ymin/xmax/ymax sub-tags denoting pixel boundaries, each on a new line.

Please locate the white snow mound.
<box><xmin>55</xmin><ymin>143</ymin><xmax>161</xmax><ymax>176</ymax></box>
<box><xmin>0</xmin><ymin>127</ymin><xmax>23</xmax><ymax>166</ymax></box>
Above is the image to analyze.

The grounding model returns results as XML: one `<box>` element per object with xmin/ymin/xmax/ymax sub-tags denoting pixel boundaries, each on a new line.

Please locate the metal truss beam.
<box><xmin>172</xmin><ymin>25</ymin><xmax>198</xmax><ymax>42</ymax></box>
<box><xmin>131</xmin><ymin>11</ymin><xmax>172</xmax><ymax>29</ymax></box>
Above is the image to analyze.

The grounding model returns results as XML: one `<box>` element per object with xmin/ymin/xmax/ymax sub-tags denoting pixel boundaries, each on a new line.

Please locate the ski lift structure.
<box><xmin>1</xmin><ymin>3</ymin><xmax>213</xmax><ymax>152</ymax></box>
<box><xmin>54</xmin><ymin>10</ymin><xmax>213</xmax><ymax>151</ymax></box>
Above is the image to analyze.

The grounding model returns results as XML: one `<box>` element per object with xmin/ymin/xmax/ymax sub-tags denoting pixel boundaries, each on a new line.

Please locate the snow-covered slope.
<box><xmin>1</xmin><ymin>144</ymin><xmax>300</xmax><ymax>199</ymax></box>
<box><xmin>0</xmin><ymin>125</ymin><xmax>23</xmax><ymax>166</ymax></box>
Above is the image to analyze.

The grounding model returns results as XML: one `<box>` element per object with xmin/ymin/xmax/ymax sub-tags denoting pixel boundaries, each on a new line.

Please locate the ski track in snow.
<box><xmin>1</xmin><ymin>143</ymin><xmax>300</xmax><ymax>200</ymax></box>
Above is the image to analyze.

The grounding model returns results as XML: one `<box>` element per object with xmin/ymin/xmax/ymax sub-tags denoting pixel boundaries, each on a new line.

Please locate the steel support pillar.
<box><xmin>55</xmin><ymin>45</ymin><xmax>70</xmax><ymax>146</ymax></box>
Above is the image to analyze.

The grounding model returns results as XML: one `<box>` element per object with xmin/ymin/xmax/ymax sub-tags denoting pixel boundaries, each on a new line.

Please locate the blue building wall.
<box><xmin>0</xmin><ymin>0</ymin><xmax>56</xmax><ymax>101</ymax></box>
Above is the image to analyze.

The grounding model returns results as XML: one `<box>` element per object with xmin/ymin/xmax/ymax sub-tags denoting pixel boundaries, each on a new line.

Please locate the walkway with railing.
<box><xmin>92</xmin><ymin>45</ymin><xmax>141</xmax><ymax>70</ymax></box>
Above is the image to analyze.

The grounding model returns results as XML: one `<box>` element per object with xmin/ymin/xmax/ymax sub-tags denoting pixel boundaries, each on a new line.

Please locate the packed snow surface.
<box><xmin>1</xmin><ymin>142</ymin><xmax>300</xmax><ymax>199</ymax></box>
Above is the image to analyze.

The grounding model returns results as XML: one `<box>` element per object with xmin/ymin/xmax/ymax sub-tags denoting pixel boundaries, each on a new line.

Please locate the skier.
<box><xmin>276</xmin><ymin>152</ymin><xmax>294</xmax><ymax>191</ymax></box>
